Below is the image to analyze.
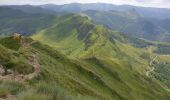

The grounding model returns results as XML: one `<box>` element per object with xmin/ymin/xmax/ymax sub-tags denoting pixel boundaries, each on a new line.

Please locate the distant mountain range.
<box><xmin>0</xmin><ymin>7</ymin><xmax>56</xmax><ymax>35</ymax></box>
<box><xmin>1</xmin><ymin>3</ymin><xmax>170</xmax><ymax>42</ymax></box>
<box><xmin>40</xmin><ymin>3</ymin><xmax>170</xmax><ymax>42</ymax></box>
<box><xmin>0</xmin><ymin>14</ymin><xmax>170</xmax><ymax>99</ymax></box>
<box><xmin>2</xmin><ymin>5</ymin><xmax>56</xmax><ymax>14</ymax></box>
<box><xmin>40</xmin><ymin>3</ymin><xmax>170</xmax><ymax>19</ymax></box>
<box><xmin>1</xmin><ymin>3</ymin><xmax>170</xmax><ymax>99</ymax></box>
<box><xmin>82</xmin><ymin>10</ymin><xmax>170</xmax><ymax>42</ymax></box>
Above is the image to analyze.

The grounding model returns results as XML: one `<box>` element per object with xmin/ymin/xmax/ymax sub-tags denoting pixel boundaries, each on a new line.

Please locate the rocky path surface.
<box><xmin>0</xmin><ymin>95</ymin><xmax>17</xmax><ymax>100</ymax></box>
<box><xmin>0</xmin><ymin>38</ymin><xmax>41</xmax><ymax>100</ymax></box>
<box><xmin>0</xmin><ymin>53</ymin><xmax>40</xmax><ymax>82</ymax></box>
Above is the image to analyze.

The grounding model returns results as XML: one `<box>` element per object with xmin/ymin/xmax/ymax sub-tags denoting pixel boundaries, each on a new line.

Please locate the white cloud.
<box><xmin>0</xmin><ymin>0</ymin><xmax>170</xmax><ymax>8</ymax></box>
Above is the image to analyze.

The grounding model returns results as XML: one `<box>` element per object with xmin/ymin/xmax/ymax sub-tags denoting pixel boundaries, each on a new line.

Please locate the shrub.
<box><xmin>4</xmin><ymin>60</ymin><xmax>33</xmax><ymax>75</ymax></box>
<box><xmin>0</xmin><ymin>37</ymin><xmax>20</xmax><ymax>51</ymax></box>
<box><xmin>0</xmin><ymin>81</ymin><xmax>25</xmax><ymax>95</ymax></box>
<box><xmin>0</xmin><ymin>86</ymin><xmax>9</xmax><ymax>97</ymax></box>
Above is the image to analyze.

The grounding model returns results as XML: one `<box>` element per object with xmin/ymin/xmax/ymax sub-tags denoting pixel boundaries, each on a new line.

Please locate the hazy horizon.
<box><xmin>0</xmin><ymin>0</ymin><xmax>170</xmax><ymax>9</ymax></box>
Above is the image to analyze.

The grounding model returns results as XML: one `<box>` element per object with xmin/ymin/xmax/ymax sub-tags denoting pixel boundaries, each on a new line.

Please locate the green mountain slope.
<box><xmin>0</xmin><ymin>4</ymin><xmax>170</xmax><ymax>100</ymax></box>
<box><xmin>31</xmin><ymin>14</ymin><xmax>170</xmax><ymax>99</ymax></box>
<box><xmin>0</xmin><ymin>35</ymin><xmax>169</xmax><ymax>100</ymax></box>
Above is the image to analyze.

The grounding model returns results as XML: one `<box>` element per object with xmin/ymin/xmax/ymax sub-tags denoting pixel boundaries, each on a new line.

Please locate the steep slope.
<box><xmin>0</xmin><ymin>36</ymin><xmax>125</xmax><ymax>99</ymax></box>
<box><xmin>32</xmin><ymin>14</ymin><xmax>153</xmax><ymax>59</ymax></box>
<box><xmin>0</xmin><ymin>36</ymin><xmax>168</xmax><ymax>100</ymax></box>
<box><xmin>31</xmin><ymin>14</ymin><xmax>168</xmax><ymax>73</ymax></box>
<box><xmin>0</xmin><ymin>4</ymin><xmax>170</xmax><ymax>100</ymax></box>
<box><xmin>32</xmin><ymin>14</ymin><xmax>170</xmax><ymax>99</ymax></box>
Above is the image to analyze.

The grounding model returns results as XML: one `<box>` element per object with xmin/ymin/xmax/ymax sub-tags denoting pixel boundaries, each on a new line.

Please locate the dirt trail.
<box><xmin>0</xmin><ymin>72</ymin><xmax>38</xmax><ymax>82</ymax></box>
<box><xmin>0</xmin><ymin>54</ymin><xmax>40</xmax><ymax>82</ymax></box>
<box><xmin>0</xmin><ymin>95</ymin><xmax>17</xmax><ymax>100</ymax></box>
<box><xmin>149</xmin><ymin>56</ymin><xmax>158</xmax><ymax>66</ymax></box>
<box><xmin>146</xmin><ymin>66</ymin><xmax>155</xmax><ymax>76</ymax></box>
<box><xmin>28</xmin><ymin>40</ymin><xmax>37</xmax><ymax>46</ymax></box>
<box><xmin>146</xmin><ymin>55</ymin><xmax>158</xmax><ymax>76</ymax></box>
<box><xmin>0</xmin><ymin>39</ymin><xmax>40</xmax><ymax>100</ymax></box>
<box><xmin>21</xmin><ymin>40</ymin><xmax>37</xmax><ymax>48</ymax></box>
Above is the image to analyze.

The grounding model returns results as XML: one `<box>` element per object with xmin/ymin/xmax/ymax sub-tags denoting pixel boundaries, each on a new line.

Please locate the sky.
<box><xmin>0</xmin><ymin>0</ymin><xmax>170</xmax><ymax>8</ymax></box>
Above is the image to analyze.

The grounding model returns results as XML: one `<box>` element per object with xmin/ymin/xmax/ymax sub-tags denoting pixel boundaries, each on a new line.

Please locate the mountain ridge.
<box><xmin>0</xmin><ymin>29</ymin><xmax>169</xmax><ymax>100</ymax></box>
<box><xmin>1</xmin><ymin>5</ymin><xmax>170</xmax><ymax>42</ymax></box>
<box><xmin>0</xmin><ymin>5</ymin><xmax>170</xmax><ymax>100</ymax></box>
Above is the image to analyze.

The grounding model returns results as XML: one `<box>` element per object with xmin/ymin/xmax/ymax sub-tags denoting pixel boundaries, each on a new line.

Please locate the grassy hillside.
<box><xmin>32</xmin><ymin>14</ymin><xmax>170</xmax><ymax>99</ymax></box>
<box><xmin>0</xmin><ymin>35</ymin><xmax>169</xmax><ymax>100</ymax></box>
<box><xmin>0</xmin><ymin>4</ymin><xmax>170</xmax><ymax>100</ymax></box>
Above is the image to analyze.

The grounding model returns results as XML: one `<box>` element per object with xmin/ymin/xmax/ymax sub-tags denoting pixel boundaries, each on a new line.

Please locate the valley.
<box><xmin>0</xmin><ymin>3</ymin><xmax>170</xmax><ymax>100</ymax></box>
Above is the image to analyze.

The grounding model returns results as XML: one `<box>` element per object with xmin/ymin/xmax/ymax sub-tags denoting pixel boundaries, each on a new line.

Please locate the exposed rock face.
<box><xmin>13</xmin><ymin>33</ymin><xmax>22</xmax><ymax>40</ymax></box>
<box><xmin>0</xmin><ymin>64</ymin><xmax>38</xmax><ymax>82</ymax></box>
<box><xmin>0</xmin><ymin>65</ymin><xmax>5</xmax><ymax>75</ymax></box>
<box><xmin>7</xmin><ymin>69</ymin><xmax>13</xmax><ymax>74</ymax></box>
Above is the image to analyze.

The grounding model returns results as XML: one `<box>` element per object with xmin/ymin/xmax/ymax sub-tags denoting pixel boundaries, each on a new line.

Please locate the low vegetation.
<box><xmin>0</xmin><ymin>14</ymin><xmax>170</xmax><ymax>100</ymax></box>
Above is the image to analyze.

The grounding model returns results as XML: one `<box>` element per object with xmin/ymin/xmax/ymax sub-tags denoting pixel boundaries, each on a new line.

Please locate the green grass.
<box><xmin>0</xmin><ymin>37</ymin><xmax>21</xmax><ymax>50</ymax></box>
<box><xmin>0</xmin><ymin>41</ymin><xmax>33</xmax><ymax>74</ymax></box>
<box><xmin>1</xmin><ymin>14</ymin><xmax>170</xmax><ymax>99</ymax></box>
<box><xmin>19</xmin><ymin>92</ymin><xmax>50</xmax><ymax>100</ymax></box>
<box><xmin>0</xmin><ymin>86</ymin><xmax>9</xmax><ymax>97</ymax></box>
<box><xmin>0</xmin><ymin>37</ymin><xmax>169</xmax><ymax>99</ymax></box>
<box><xmin>31</xmin><ymin>14</ymin><xmax>170</xmax><ymax>99</ymax></box>
<box><xmin>0</xmin><ymin>81</ymin><xmax>25</xmax><ymax>97</ymax></box>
